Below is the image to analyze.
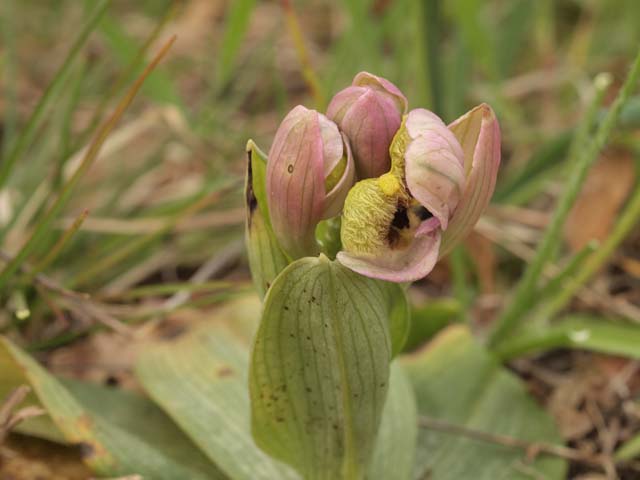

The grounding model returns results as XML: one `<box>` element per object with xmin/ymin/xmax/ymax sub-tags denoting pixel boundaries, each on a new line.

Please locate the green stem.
<box><xmin>536</xmin><ymin>174</ymin><xmax>640</xmax><ymax>321</ymax></box>
<box><xmin>489</xmin><ymin>50</ymin><xmax>640</xmax><ymax>347</ymax></box>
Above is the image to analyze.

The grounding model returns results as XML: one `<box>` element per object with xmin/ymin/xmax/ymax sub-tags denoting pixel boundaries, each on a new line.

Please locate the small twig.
<box><xmin>0</xmin><ymin>248</ymin><xmax>133</xmax><ymax>336</ymax></box>
<box><xmin>418</xmin><ymin>416</ymin><xmax>609</xmax><ymax>467</ymax></box>
<box><xmin>0</xmin><ymin>386</ymin><xmax>45</xmax><ymax>444</ymax></box>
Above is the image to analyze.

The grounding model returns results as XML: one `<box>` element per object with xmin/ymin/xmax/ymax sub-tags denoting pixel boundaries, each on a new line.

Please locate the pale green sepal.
<box><xmin>245</xmin><ymin>140</ymin><xmax>290</xmax><ymax>297</ymax></box>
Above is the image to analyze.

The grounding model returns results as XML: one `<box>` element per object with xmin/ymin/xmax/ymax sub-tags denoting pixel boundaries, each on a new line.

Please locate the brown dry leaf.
<box><xmin>564</xmin><ymin>149</ymin><xmax>636</xmax><ymax>252</ymax></box>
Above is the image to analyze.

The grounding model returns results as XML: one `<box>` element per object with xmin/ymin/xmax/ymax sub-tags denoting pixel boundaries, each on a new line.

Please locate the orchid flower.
<box><xmin>337</xmin><ymin>104</ymin><xmax>501</xmax><ymax>282</ymax></box>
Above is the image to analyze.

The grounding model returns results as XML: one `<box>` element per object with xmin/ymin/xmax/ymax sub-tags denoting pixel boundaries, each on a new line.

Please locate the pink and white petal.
<box><xmin>405</xmin><ymin>131</ymin><xmax>465</xmax><ymax>230</ymax></box>
<box><xmin>337</xmin><ymin>218</ymin><xmax>441</xmax><ymax>283</ymax></box>
<box><xmin>405</xmin><ymin>108</ymin><xmax>446</xmax><ymax>138</ymax></box>
<box><xmin>324</xmin><ymin>133</ymin><xmax>356</xmax><ymax>218</ymax></box>
<box><xmin>440</xmin><ymin>104</ymin><xmax>501</xmax><ymax>256</ymax></box>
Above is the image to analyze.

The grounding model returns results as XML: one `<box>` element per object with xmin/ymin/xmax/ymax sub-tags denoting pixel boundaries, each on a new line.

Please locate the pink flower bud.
<box><xmin>327</xmin><ymin>72</ymin><xmax>408</xmax><ymax>179</ymax></box>
<box><xmin>267</xmin><ymin>106</ymin><xmax>356</xmax><ymax>259</ymax></box>
<box><xmin>337</xmin><ymin>104</ymin><xmax>500</xmax><ymax>283</ymax></box>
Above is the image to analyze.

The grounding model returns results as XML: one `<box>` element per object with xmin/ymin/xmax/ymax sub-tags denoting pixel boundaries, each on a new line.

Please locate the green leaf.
<box><xmin>245</xmin><ymin>139</ymin><xmax>289</xmax><ymax>297</ymax></box>
<box><xmin>135</xmin><ymin>296</ymin><xmax>298</xmax><ymax>480</ymax></box>
<box><xmin>404</xmin><ymin>325</ymin><xmax>567</xmax><ymax>480</ymax></box>
<box><xmin>367</xmin><ymin>362</ymin><xmax>417</xmax><ymax>480</ymax></box>
<box><xmin>250</xmin><ymin>256</ymin><xmax>392</xmax><ymax>480</ymax></box>
<box><xmin>384</xmin><ymin>283</ymin><xmax>411</xmax><ymax>357</ymax></box>
<box><xmin>0</xmin><ymin>337</ymin><xmax>222</xmax><ymax>479</ymax></box>
<box><xmin>495</xmin><ymin>316</ymin><xmax>640</xmax><ymax>361</ymax></box>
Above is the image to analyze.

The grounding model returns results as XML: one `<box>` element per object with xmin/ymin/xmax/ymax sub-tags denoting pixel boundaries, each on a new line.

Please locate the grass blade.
<box><xmin>535</xmin><ymin>174</ymin><xmax>640</xmax><ymax>323</ymax></box>
<box><xmin>71</xmin><ymin>2</ymin><xmax>177</xmax><ymax>154</ymax></box>
<box><xmin>28</xmin><ymin>209</ymin><xmax>89</xmax><ymax>278</ymax></box>
<box><xmin>0</xmin><ymin>0</ymin><xmax>110</xmax><ymax>191</ymax></box>
<box><xmin>489</xmin><ymin>52</ymin><xmax>640</xmax><ymax>347</ymax></box>
<box><xmin>281</xmin><ymin>0</ymin><xmax>325</xmax><ymax>110</ymax></box>
<box><xmin>217</xmin><ymin>0</ymin><xmax>257</xmax><ymax>88</ymax></box>
<box><xmin>494</xmin><ymin>315</ymin><xmax>640</xmax><ymax>361</ymax></box>
<box><xmin>0</xmin><ymin>35</ymin><xmax>177</xmax><ymax>290</ymax></box>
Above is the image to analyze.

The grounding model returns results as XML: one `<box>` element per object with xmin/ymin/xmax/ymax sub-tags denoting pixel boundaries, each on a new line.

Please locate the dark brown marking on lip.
<box><xmin>387</xmin><ymin>201</ymin><xmax>411</xmax><ymax>248</ymax></box>
<box><xmin>414</xmin><ymin>205</ymin><xmax>433</xmax><ymax>221</ymax></box>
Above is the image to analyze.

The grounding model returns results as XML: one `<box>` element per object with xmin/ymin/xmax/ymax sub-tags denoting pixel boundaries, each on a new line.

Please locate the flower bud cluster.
<box><xmin>257</xmin><ymin>72</ymin><xmax>501</xmax><ymax>282</ymax></box>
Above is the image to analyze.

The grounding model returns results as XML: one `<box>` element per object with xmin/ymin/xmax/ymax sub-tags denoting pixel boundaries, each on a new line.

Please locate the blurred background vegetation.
<box><xmin>1</xmin><ymin>0</ymin><xmax>640</xmax><ymax>477</ymax></box>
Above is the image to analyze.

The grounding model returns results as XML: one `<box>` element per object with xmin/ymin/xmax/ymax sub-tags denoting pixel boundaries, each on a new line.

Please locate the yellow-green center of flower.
<box><xmin>325</xmin><ymin>155</ymin><xmax>347</xmax><ymax>192</ymax></box>
<box><xmin>340</xmin><ymin>116</ymin><xmax>429</xmax><ymax>256</ymax></box>
<box><xmin>377</xmin><ymin>172</ymin><xmax>401</xmax><ymax>196</ymax></box>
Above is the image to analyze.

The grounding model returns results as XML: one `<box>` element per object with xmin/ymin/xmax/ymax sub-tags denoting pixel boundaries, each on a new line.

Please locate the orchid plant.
<box><xmin>245</xmin><ymin>72</ymin><xmax>500</xmax><ymax>479</ymax></box>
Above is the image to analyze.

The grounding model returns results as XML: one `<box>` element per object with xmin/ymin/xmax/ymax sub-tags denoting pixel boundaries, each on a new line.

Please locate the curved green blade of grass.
<box><xmin>0</xmin><ymin>0</ymin><xmax>110</xmax><ymax>192</ymax></box>
<box><xmin>70</xmin><ymin>1</ymin><xmax>177</xmax><ymax>155</ymax></box>
<box><xmin>494</xmin><ymin>315</ymin><xmax>640</xmax><ymax>361</ymax></box>
<box><xmin>0</xmin><ymin>34</ymin><xmax>177</xmax><ymax>290</ymax></box>
<box><xmin>534</xmin><ymin>176</ymin><xmax>640</xmax><ymax>323</ymax></box>
<box><xmin>98</xmin><ymin>9</ymin><xmax>182</xmax><ymax>107</ymax></box>
<box><xmin>490</xmin><ymin>50</ymin><xmax>640</xmax><ymax>347</ymax></box>
<box><xmin>217</xmin><ymin>0</ymin><xmax>257</xmax><ymax>89</ymax></box>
